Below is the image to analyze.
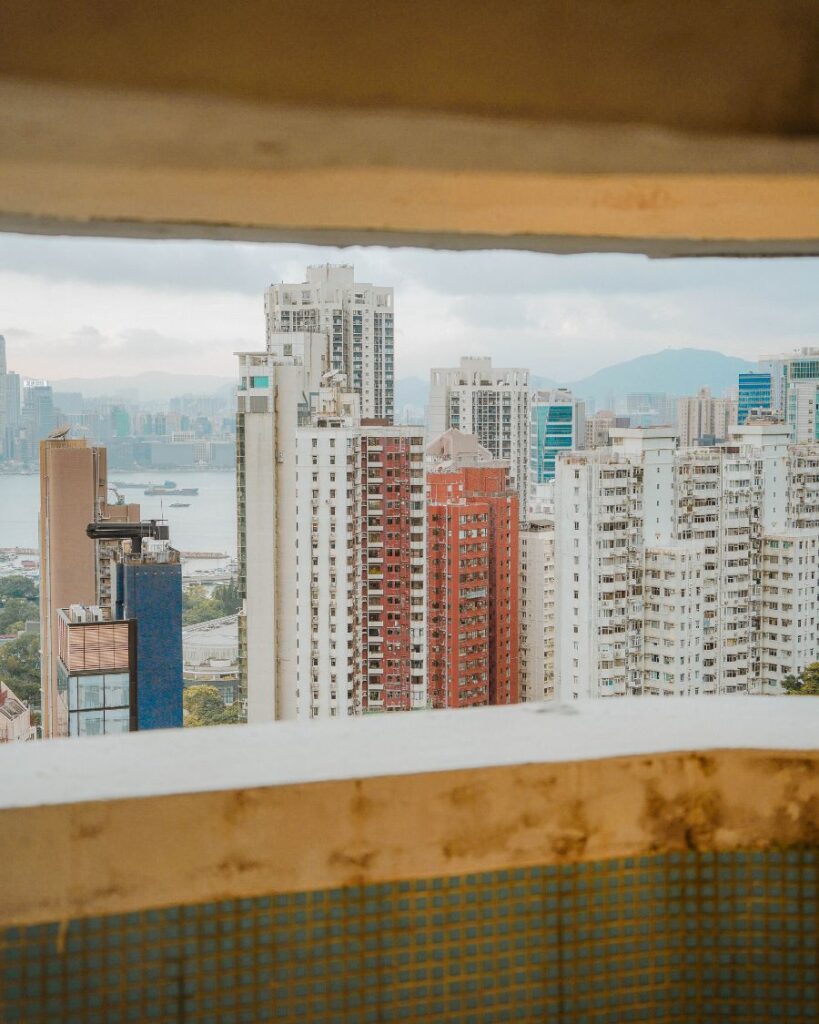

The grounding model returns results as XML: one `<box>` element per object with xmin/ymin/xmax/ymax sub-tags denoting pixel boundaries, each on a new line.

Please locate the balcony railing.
<box><xmin>1</xmin><ymin>699</ymin><xmax>817</xmax><ymax>1023</ymax></box>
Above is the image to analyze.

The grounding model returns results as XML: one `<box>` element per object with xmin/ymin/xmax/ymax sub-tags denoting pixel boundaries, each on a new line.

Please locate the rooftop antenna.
<box><xmin>47</xmin><ymin>425</ymin><xmax>71</xmax><ymax>440</ymax></box>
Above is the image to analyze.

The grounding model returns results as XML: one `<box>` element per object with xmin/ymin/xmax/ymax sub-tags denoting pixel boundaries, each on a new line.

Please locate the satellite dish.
<box><xmin>47</xmin><ymin>425</ymin><xmax>71</xmax><ymax>440</ymax></box>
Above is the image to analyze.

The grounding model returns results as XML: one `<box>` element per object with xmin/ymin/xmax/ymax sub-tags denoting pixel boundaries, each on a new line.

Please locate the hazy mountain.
<box><xmin>395</xmin><ymin>350</ymin><xmax>752</xmax><ymax>416</ymax></box>
<box><xmin>570</xmin><ymin>348</ymin><xmax>753</xmax><ymax>406</ymax></box>
<box><xmin>51</xmin><ymin>371</ymin><xmax>235</xmax><ymax>401</ymax></box>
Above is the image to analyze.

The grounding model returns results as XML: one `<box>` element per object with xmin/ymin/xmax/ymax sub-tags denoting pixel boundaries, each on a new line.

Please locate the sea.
<box><xmin>0</xmin><ymin>470</ymin><xmax>237</xmax><ymax>557</ymax></box>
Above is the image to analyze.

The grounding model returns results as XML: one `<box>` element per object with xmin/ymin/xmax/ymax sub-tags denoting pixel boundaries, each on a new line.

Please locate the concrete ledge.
<box><xmin>1</xmin><ymin>80</ymin><xmax>818</xmax><ymax>254</ymax></box>
<box><xmin>2</xmin><ymin>700</ymin><xmax>817</xmax><ymax>927</ymax></box>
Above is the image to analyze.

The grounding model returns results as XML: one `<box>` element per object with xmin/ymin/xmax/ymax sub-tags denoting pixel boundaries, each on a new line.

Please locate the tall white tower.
<box><xmin>265</xmin><ymin>265</ymin><xmax>395</xmax><ymax>422</ymax></box>
<box><xmin>236</xmin><ymin>332</ymin><xmax>330</xmax><ymax>721</ymax></box>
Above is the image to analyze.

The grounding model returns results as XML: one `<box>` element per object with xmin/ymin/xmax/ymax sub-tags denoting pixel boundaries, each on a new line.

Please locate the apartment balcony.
<box><xmin>3</xmin><ymin>701</ymin><xmax>816</xmax><ymax>1024</ymax></box>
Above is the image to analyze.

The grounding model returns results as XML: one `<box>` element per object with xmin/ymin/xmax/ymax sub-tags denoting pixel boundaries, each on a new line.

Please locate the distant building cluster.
<box><xmin>0</xmin><ymin>334</ymin><xmax>235</xmax><ymax>471</ymax></box>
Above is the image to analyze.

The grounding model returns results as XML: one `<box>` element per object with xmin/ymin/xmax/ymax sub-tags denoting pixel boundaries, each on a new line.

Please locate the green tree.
<box><xmin>0</xmin><ymin>632</ymin><xmax>41</xmax><ymax>718</ymax></box>
<box><xmin>182</xmin><ymin>581</ymin><xmax>241</xmax><ymax>626</ymax></box>
<box><xmin>182</xmin><ymin>585</ymin><xmax>214</xmax><ymax>625</ymax></box>
<box><xmin>782</xmin><ymin>664</ymin><xmax>819</xmax><ymax>695</ymax></box>
<box><xmin>212</xmin><ymin>581</ymin><xmax>241</xmax><ymax>618</ymax></box>
<box><xmin>0</xmin><ymin>575</ymin><xmax>39</xmax><ymax>633</ymax></box>
<box><xmin>0</xmin><ymin>576</ymin><xmax>38</xmax><ymax>602</ymax></box>
<box><xmin>183</xmin><ymin>684</ymin><xmax>239</xmax><ymax>727</ymax></box>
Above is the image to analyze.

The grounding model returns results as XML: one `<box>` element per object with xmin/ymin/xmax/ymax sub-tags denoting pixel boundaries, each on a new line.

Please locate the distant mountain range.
<box><xmin>396</xmin><ymin>348</ymin><xmax>754</xmax><ymax>417</ymax></box>
<box><xmin>52</xmin><ymin>371</ymin><xmax>235</xmax><ymax>401</ymax></box>
<box><xmin>51</xmin><ymin>349</ymin><xmax>755</xmax><ymax>413</ymax></box>
<box><xmin>566</xmin><ymin>348</ymin><xmax>754</xmax><ymax>407</ymax></box>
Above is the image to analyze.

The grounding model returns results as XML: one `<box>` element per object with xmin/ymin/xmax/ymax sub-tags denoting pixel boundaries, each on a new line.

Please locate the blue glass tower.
<box><xmin>738</xmin><ymin>372</ymin><xmax>772</xmax><ymax>425</ymax></box>
<box><xmin>116</xmin><ymin>544</ymin><xmax>183</xmax><ymax>730</ymax></box>
<box><xmin>531</xmin><ymin>391</ymin><xmax>581</xmax><ymax>482</ymax></box>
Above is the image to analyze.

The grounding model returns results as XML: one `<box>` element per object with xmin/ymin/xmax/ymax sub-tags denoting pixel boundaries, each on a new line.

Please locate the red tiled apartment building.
<box><xmin>426</xmin><ymin>430</ymin><xmax>519</xmax><ymax>708</ymax></box>
<box><xmin>359</xmin><ymin>424</ymin><xmax>426</xmax><ymax>712</ymax></box>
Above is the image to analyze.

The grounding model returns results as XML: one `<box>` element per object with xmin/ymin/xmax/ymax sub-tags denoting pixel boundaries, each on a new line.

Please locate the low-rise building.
<box><xmin>0</xmin><ymin>681</ymin><xmax>36</xmax><ymax>742</ymax></box>
<box><xmin>183</xmin><ymin>613</ymin><xmax>239</xmax><ymax>705</ymax></box>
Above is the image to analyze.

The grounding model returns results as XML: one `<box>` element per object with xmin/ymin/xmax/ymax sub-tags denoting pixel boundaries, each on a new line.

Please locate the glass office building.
<box><xmin>56</xmin><ymin>607</ymin><xmax>136</xmax><ymax>737</ymax></box>
<box><xmin>531</xmin><ymin>389</ymin><xmax>584</xmax><ymax>482</ymax></box>
<box><xmin>737</xmin><ymin>371</ymin><xmax>772</xmax><ymax>424</ymax></box>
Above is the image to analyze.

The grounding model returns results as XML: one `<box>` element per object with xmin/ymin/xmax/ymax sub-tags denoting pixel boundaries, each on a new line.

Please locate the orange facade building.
<box><xmin>426</xmin><ymin>462</ymin><xmax>519</xmax><ymax>708</ymax></box>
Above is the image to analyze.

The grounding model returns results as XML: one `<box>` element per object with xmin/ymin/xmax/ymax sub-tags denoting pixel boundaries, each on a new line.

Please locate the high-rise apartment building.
<box><xmin>530</xmin><ymin>388</ymin><xmax>585</xmax><ymax>483</ymax></box>
<box><xmin>676</xmin><ymin>387</ymin><xmax>737</xmax><ymax>445</ymax></box>
<box><xmin>39</xmin><ymin>437</ymin><xmax>109</xmax><ymax>737</ymax></box>
<box><xmin>428</xmin><ymin>358</ymin><xmax>530</xmax><ymax>507</ymax></box>
<box><xmin>518</xmin><ymin>517</ymin><xmax>556</xmax><ymax>702</ymax></box>
<box><xmin>22</xmin><ymin>380</ymin><xmax>56</xmax><ymax>445</ymax></box>
<box><xmin>746</xmin><ymin>349</ymin><xmax>819</xmax><ymax>434</ymax></box>
<box><xmin>4</xmin><ymin>370</ymin><xmax>20</xmax><ymax>460</ymax></box>
<box><xmin>786</xmin><ymin>381</ymin><xmax>819</xmax><ymax>442</ymax></box>
<box><xmin>238</xmin><ymin>333</ymin><xmax>425</xmax><ymax>721</ymax></box>
<box><xmin>584</xmin><ymin>410</ymin><xmax>630</xmax><ymax>449</ymax></box>
<box><xmin>292</xmin><ymin>382</ymin><xmax>363</xmax><ymax>721</ymax></box>
<box><xmin>359</xmin><ymin>424</ymin><xmax>426</xmax><ymax>713</ymax></box>
<box><xmin>426</xmin><ymin>430</ymin><xmax>519</xmax><ymax>708</ymax></box>
<box><xmin>237</xmin><ymin>332</ymin><xmax>330</xmax><ymax>722</ymax></box>
<box><xmin>554</xmin><ymin>423</ymin><xmax>819</xmax><ymax>700</ymax></box>
<box><xmin>265</xmin><ymin>264</ymin><xmax>394</xmax><ymax>421</ymax></box>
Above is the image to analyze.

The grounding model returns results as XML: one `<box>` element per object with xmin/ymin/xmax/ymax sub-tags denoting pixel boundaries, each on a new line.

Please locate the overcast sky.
<box><xmin>0</xmin><ymin>233</ymin><xmax>816</xmax><ymax>384</ymax></box>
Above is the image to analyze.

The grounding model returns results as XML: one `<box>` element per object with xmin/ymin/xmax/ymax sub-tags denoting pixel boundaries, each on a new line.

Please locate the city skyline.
<box><xmin>1</xmin><ymin>233</ymin><xmax>817</xmax><ymax>383</ymax></box>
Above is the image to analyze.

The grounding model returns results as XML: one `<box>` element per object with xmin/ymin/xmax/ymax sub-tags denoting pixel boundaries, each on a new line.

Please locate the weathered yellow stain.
<box><xmin>1</xmin><ymin>749</ymin><xmax>816</xmax><ymax>929</ymax></box>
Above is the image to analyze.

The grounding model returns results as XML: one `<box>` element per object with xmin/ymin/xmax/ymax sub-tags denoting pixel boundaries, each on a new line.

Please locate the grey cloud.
<box><xmin>2</xmin><ymin>231</ymin><xmax>815</xmax><ymax>307</ymax></box>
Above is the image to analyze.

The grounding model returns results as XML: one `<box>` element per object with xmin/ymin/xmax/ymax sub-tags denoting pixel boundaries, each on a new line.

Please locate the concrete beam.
<box><xmin>0</xmin><ymin>2</ymin><xmax>817</xmax><ymax>252</ymax></box>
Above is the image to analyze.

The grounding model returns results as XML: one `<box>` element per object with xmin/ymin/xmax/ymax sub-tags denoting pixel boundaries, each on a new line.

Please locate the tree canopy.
<box><xmin>183</xmin><ymin>684</ymin><xmax>240</xmax><ymax>727</ymax></box>
<box><xmin>0</xmin><ymin>575</ymin><xmax>39</xmax><ymax>634</ymax></box>
<box><xmin>0</xmin><ymin>632</ymin><xmax>41</xmax><ymax>719</ymax></box>
<box><xmin>782</xmin><ymin>664</ymin><xmax>819</xmax><ymax>696</ymax></box>
<box><xmin>182</xmin><ymin>581</ymin><xmax>241</xmax><ymax>626</ymax></box>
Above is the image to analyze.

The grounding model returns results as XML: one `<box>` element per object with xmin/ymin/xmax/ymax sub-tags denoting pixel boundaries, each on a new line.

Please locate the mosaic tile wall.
<box><xmin>2</xmin><ymin>848</ymin><xmax>816</xmax><ymax>1023</ymax></box>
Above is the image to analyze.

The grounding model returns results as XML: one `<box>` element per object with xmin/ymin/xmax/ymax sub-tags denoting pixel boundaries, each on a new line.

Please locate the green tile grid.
<box><xmin>2</xmin><ymin>848</ymin><xmax>817</xmax><ymax>1023</ymax></box>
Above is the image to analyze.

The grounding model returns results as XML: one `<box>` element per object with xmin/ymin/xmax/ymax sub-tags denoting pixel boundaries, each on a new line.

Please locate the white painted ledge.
<box><xmin>3</xmin><ymin>698</ymin><xmax>817</xmax><ymax>811</ymax></box>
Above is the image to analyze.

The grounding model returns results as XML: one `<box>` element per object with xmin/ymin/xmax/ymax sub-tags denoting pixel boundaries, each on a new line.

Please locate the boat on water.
<box><xmin>170</xmin><ymin>502</ymin><xmax>191</xmax><ymax>508</ymax></box>
<box><xmin>144</xmin><ymin>480</ymin><xmax>199</xmax><ymax>496</ymax></box>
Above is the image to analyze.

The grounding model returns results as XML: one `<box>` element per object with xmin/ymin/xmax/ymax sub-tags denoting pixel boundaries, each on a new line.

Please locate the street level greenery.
<box><xmin>0</xmin><ymin>632</ymin><xmax>40</xmax><ymax>719</ymax></box>
<box><xmin>0</xmin><ymin>575</ymin><xmax>39</xmax><ymax>634</ymax></box>
<box><xmin>782</xmin><ymin>664</ymin><xmax>819</xmax><ymax>696</ymax></box>
<box><xmin>183</xmin><ymin>684</ymin><xmax>240</xmax><ymax>727</ymax></box>
<box><xmin>0</xmin><ymin>576</ymin><xmax>40</xmax><ymax>722</ymax></box>
<box><xmin>182</xmin><ymin>581</ymin><xmax>241</xmax><ymax>626</ymax></box>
